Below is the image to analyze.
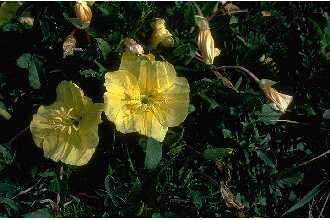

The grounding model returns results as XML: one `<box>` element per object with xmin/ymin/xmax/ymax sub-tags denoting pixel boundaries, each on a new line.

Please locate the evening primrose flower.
<box><xmin>104</xmin><ymin>52</ymin><xmax>190</xmax><ymax>142</ymax></box>
<box><xmin>150</xmin><ymin>18</ymin><xmax>174</xmax><ymax>48</ymax></box>
<box><xmin>30</xmin><ymin>81</ymin><xmax>103</xmax><ymax>166</ymax></box>
<box><xmin>259</xmin><ymin>79</ymin><xmax>293</xmax><ymax>112</ymax></box>
<box><xmin>195</xmin><ymin>15</ymin><xmax>221</xmax><ymax>64</ymax></box>
<box><xmin>74</xmin><ymin>0</ymin><xmax>92</xmax><ymax>27</ymax></box>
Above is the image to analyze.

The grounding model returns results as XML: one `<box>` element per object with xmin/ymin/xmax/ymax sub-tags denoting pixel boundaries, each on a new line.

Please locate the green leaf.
<box><xmin>283</xmin><ymin>181</ymin><xmax>326</xmax><ymax>216</ymax></box>
<box><xmin>190</xmin><ymin>191</ymin><xmax>203</xmax><ymax>209</ymax></box>
<box><xmin>0</xmin><ymin>144</ymin><xmax>15</xmax><ymax>172</ymax></box>
<box><xmin>323</xmin><ymin>109</ymin><xmax>330</xmax><ymax>119</ymax></box>
<box><xmin>22</xmin><ymin>208</ymin><xmax>53</xmax><ymax>218</ymax></box>
<box><xmin>256</xmin><ymin>150</ymin><xmax>275</xmax><ymax>168</ymax></box>
<box><xmin>144</xmin><ymin>138</ymin><xmax>162</xmax><ymax>169</ymax></box>
<box><xmin>16</xmin><ymin>53</ymin><xmax>43</xmax><ymax>89</ymax></box>
<box><xmin>275</xmin><ymin>171</ymin><xmax>304</xmax><ymax>188</ymax></box>
<box><xmin>257</xmin><ymin>104</ymin><xmax>281</xmax><ymax>125</ymax></box>
<box><xmin>80</xmin><ymin>69</ymin><xmax>102</xmax><ymax>78</ymax></box>
<box><xmin>320</xmin><ymin>18</ymin><xmax>330</xmax><ymax>61</ymax></box>
<box><xmin>0</xmin><ymin>198</ymin><xmax>19</xmax><ymax>211</ymax></box>
<box><xmin>202</xmin><ymin>147</ymin><xmax>234</xmax><ymax>161</ymax></box>
<box><xmin>95</xmin><ymin>38</ymin><xmax>111</xmax><ymax>60</ymax></box>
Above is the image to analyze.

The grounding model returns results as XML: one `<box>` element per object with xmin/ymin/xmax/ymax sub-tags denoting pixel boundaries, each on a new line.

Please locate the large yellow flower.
<box><xmin>30</xmin><ymin>81</ymin><xmax>103</xmax><ymax>166</ymax></box>
<box><xmin>104</xmin><ymin>52</ymin><xmax>190</xmax><ymax>142</ymax></box>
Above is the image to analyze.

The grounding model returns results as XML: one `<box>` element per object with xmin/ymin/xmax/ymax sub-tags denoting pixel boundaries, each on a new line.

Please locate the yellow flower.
<box><xmin>74</xmin><ymin>0</ymin><xmax>92</xmax><ymax>27</ymax></box>
<box><xmin>30</xmin><ymin>81</ymin><xmax>103</xmax><ymax>166</ymax></box>
<box><xmin>104</xmin><ymin>52</ymin><xmax>190</xmax><ymax>142</ymax></box>
<box><xmin>259</xmin><ymin>79</ymin><xmax>293</xmax><ymax>113</ymax></box>
<box><xmin>150</xmin><ymin>18</ymin><xmax>174</xmax><ymax>48</ymax></box>
<box><xmin>195</xmin><ymin>15</ymin><xmax>221</xmax><ymax>64</ymax></box>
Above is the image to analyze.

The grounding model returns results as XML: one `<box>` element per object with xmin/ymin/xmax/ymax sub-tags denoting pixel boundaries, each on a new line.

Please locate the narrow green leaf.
<box><xmin>256</xmin><ymin>150</ymin><xmax>275</xmax><ymax>168</ymax></box>
<box><xmin>144</xmin><ymin>138</ymin><xmax>162</xmax><ymax>169</ymax></box>
<box><xmin>283</xmin><ymin>181</ymin><xmax>325</xmax><ymax>216</ymax></box>
<box><xmin>202</xmin><ymin>147</ymin><xmax>234</xmax><ymax>161</ymax></box>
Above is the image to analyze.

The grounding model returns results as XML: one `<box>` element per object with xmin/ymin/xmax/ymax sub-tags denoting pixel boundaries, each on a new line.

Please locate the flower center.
<box><xmin>140</xmin><ymin>95</ymin><xmax>151</xmax><ymax>105</ymax></box>
<box><xmin>49</xmin><ymin>107</ymin><xmax>81</xmax><ymax>134</ymax></box>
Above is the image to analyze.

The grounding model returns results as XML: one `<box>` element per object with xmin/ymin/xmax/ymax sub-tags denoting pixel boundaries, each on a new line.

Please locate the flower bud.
<box><xmin>123</xmin><ymin>38</ymin><xmax>144</xmax><ymax>55</ymax></box>
<box><xmin>74</xmin><ymin>0</ymin><xmax>92</xmax><ymax>27</ymax></box>
<box><xmin>259</xmin><ymin>79</ymin><xmax>293</xmax><ymax>112</ymax></box>
<box><xmin>195</xmin><ymin>15</ymin><xmax>220</xmax><ymax>64</ymax></box>
<box><xmin>149</xmin><ymin>18</ymin><xmax>174</xmax><ymax>48</ymax></box>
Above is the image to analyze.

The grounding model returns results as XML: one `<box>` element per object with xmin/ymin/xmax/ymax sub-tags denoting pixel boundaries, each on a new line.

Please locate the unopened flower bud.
<box><xmin>150</xmin><ymin>18</ymin><xmax>174</xmax><ymax>48</ymax></box>
<box><xmin>74</xmin><ymin>0</ymin><xmax>92</xmax><ymax>27</ymax></box>
<box><xmin>195</xmin><ymin>15</ymin><xmax>221</xmax><ymax>65</ymax></box>
<box><xmin>259</xmin><ymin>79</ymin><xmax>293</xmax><ymax>113</ymax></box>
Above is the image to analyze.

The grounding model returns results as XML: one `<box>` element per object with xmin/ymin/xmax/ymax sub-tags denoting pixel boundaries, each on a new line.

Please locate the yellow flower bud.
<box><xmin>74</xmin><ymin>0</ymin><xmax>92</xmax><ymax>27</ymax></box>
<box><xmin>259</xmin><ymin>79</ymin><xmax>293</xmax><ymax>113</ymax></box>
<box><xmin>195</xmin><ymin>15</ymin><xmax>220</xmax><ymax>65</ymax></box>
<box><xmin>149</xmin><ymin>18</ymin><xmax>174</xmax><ymax>48</ymax></box>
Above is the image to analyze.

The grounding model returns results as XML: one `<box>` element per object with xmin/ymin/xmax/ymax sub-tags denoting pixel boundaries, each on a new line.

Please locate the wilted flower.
<box><xmin>195</xmin><ymin>15</ymin><xmax>221</xmax><ymax>64</ymax></box>
<box><xmin>18</xmin><ymin>16</ymin><xmax>34</xmax><ymax>26</ymax></box>
<box><xmin>259</xmin><ymin>79</ymin><xmax>293</xmax><ymax>112</ymax></box>
<box><xmin>63</xmin><ymin>32</ymin><xmax>83</xmax><ymax>58</ymax></box>
<box><xmin>104</xmin><ymin>52</ymin><xmax>190</xmax><ymax>142</ymax></box>
<box><xmin>30</xmin><ymin>81</ymin><xmax>103</xmax><ymax>166</ymax></box>
<box><xmin>123</xmin><ymin>38</ymin><xmax>144</xmax><ymax>55</ymax></box>
<box><xmin>74</xmin><ymin>0</ymin><xmax>92</xmax><ymax>27</ymax></box>
<box><xmin>149</xmin><ymin>18</ymin><xmax>174</xmax><ymax>48</ymax></box>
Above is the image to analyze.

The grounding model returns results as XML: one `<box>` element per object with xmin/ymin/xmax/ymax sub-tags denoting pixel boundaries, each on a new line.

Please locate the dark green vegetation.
<box><xmin>0</xmin><ymin>1</ymin><xmax>329</xmax><ymax>217</ymax></box>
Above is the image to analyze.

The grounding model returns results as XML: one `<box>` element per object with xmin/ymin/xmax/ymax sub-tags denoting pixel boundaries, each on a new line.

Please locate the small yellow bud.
<box><xmin>74</xmin><ymin>0</ymin><xmax>92</xmax><ymax>27</ymax></box>
<box><xmin>259</xmin><ymin>79</ymin><xmax>293</xmax><ymax>113</ymax></box>
<box><xmin>123</xmin><ymin>38</ymin><xmax>144</xmax><ymax>55</ymax></box>
<box><xmin>195</xmin><ymin>15</ymin><xmax>220</xmax><ymax>65</ymax></box>
<box><xmin>149</xmin><ymin>18</ymin><xmax>174</xmax><ymax>48</ymax></box>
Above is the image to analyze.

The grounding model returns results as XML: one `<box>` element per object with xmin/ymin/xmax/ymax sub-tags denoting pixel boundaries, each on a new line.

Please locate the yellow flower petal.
<box><xmin>104</xmin><ymin>70</ymin><xmax>140</xmax><ymax>123</ymax></box>
<box><xmin>30</xmin><ymin>81</ymin><xmax>103</xmax><ymax>166</ymax></box>
<box><xmin>151</xmin><ymin>77</ymin><xmax>190</xmax><ymax>127</ymax></box>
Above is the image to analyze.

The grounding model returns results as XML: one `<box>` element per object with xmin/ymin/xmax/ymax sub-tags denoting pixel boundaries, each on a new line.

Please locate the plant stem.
<box><xmin>7</xmin><ymin>126</ymin><xmax>29</xmax><ymax>145</ymax></box>
<box><xmin>298</xmin><ymin>150</ymin><xmax>330</xmax><ymax>167</ymax></box>
<box><xmin>319</xmin><ymin>192</ymin><xmax>330</xmax><ymax>218</ymax></box>
<box><xmin>216</xmin><ymin>66</ymin><xmax>260</xmax><ymax>83</ymax></box>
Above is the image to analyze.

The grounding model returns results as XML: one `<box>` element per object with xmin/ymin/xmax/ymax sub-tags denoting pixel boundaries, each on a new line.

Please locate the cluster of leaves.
<box><xmin>0</xmin><ymin>1</ymin><xmax>329</xmax><ymax>217</ymax></box>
